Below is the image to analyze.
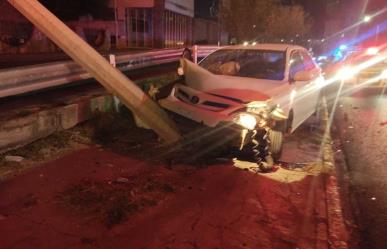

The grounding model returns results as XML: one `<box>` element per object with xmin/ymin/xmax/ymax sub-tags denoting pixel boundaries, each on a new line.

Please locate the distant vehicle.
<box><xmin>337</xmin><ymin>43</ymin><xmax>387</xmax><ymax>88</ymax></box>
<box><xmin>159</xmin><ymin>44</ymin><xmax>323</xmax><ymax>170</ymax></box>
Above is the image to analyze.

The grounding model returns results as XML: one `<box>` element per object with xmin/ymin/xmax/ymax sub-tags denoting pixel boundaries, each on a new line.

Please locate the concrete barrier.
<box><xmin>0</xmin><ymin>93</ymin><xmax>114</xmax><ymax>153</ymax></box>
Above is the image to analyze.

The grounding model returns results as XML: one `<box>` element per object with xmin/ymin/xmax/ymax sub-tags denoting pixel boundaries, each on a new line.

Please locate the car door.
<box><xmin>288</xmin><ymin>49</ymin><xmax>319</xmax><ymax>130</ymax></box>
<box><xmin>300</xmin><ymin>50</ymin><xmax>321</xmax><ymax>116</ymax></box>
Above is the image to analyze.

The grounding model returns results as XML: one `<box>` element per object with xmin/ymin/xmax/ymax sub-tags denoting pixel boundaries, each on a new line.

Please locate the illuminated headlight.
<box><xmin>236</xmin><ymin>114</ymin><xmax>257</xmax><ymax>130</ymax></box>
<box><xmin>366</xmin><ymin>47</ymin><xmax>379</xmax><ymax>56</ymax></box>
<box><xmin>337</xmin><ymin>66</ymin><xmax>357</xmax><ymax>81</ymax></box>
<box><xmin>381</xmin><ymin>70</ymin><xmax>387</xmax><ymax>79</ymax></box>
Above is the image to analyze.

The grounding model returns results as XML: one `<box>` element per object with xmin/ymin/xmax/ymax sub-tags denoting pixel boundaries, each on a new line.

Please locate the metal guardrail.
<box><xmin>0</xmin><ymin>46</ymin><xmax>221</xmax><ymax>98</ymax></box>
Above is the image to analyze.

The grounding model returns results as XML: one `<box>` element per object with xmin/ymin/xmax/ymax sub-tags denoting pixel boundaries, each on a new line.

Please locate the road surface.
<box><xmin>334</xmin><ymin>87</ymin><xmax>387</xmax><ymax>249</ymax></box>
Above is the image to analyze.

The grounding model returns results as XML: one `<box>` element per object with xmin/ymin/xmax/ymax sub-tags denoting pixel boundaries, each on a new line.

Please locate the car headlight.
<box><xmin>337</xmin><ymin>66</ymin><xmax>358</xmax><ymax>81</ymax></box>
<box><xmin>236</xmin><ymin>114</ymin><xmax>257</xmax><ymax>130</ymax></box>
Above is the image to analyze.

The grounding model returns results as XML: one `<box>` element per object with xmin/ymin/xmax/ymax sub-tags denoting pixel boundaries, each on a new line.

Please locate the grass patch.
<box><xmin>0</xmin><ymin>123</ymin><xmax>93</xmax><ymax>163</ymax></box>
<box><xmin>92</xmin><ymin>110</ymin><xmax>160</xmax><ymax>158</ymax></box>
<box><xmin>59</xmin><ymin>175</ymin><xmax>175</xmax><ymax>228</ymax></box>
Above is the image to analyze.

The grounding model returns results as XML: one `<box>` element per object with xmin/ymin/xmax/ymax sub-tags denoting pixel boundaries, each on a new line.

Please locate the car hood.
<box><xmin>181</xmin><ymin>58</ymin><xmax>286</xmax><ymax>102</ymax></box>
<box><xmin>206</xmin><ymin>88</ymin><xmax>270</xmax><ymax>103</ymax></box>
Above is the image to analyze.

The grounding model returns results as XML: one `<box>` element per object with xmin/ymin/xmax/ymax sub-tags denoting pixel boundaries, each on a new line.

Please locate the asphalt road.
<box><xmin>333</xmin><ymin>87</ymin><xmax>387</xmax><ymax>249</ymax></box>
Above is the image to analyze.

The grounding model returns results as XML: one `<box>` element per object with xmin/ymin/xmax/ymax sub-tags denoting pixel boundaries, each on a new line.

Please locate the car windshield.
<box><xmin>200</xmin><ymin>49</ymin><xmax>286</xmax><ymax>80</ymax></box>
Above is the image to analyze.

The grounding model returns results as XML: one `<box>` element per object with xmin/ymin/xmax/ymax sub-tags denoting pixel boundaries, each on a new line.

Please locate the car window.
<box><xmin>200</xmin><ymin>49</ymin><xmax>286</xmax><ymax>80</ymax></box>
<box><xmin>289</xmin><ymin>51</ymin><xmax>305</xmax><ymax>80</ymax></box>
<box><xmin>301</xmin><ymin>51</ymin><xmax>317</xmax><ymax>71</ymax></box>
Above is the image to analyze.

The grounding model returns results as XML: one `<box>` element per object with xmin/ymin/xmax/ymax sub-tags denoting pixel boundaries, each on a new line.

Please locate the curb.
<box><xmin>0</xmin><ymin>93</ymin><xmax>114</xmax><ymax>153</ymax></box>
<box><xmin>323</xmin><ymin>135</ymin><xmax>349</xmax><ymax>249</ymax></box>
<box><xmin>321</xmin><ymin>98</ymin><xmax>349</xmax><ymax>249</ymax></box>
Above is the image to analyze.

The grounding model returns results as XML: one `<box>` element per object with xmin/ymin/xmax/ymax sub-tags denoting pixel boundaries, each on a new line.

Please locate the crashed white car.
<box><xmin>159</xmin><ymin>44</ymin><xmax>323</xmax><ymax>169</ymax></box>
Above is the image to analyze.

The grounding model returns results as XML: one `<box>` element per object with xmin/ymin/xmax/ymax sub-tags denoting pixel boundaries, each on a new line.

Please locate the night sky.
<box><xmin>195</xmin><ymin>0</ymin><xmax>386</xmax><ymax>39</ymax></box>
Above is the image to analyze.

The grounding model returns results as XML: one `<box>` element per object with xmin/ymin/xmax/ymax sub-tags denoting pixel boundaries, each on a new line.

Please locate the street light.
<box><xmin>363</xmin><ymin>15</ymin><xmax>372</xmax><ymax>23</ymax></box>
<box><xmin>337</xmin><ymin>67</ymin><xmax>356</xmax><ymax>81</ymax></box>
<box><xmin>362</xmin><ymin>14</ymin><xmax>380</xmax><ymax>42</ymax></box>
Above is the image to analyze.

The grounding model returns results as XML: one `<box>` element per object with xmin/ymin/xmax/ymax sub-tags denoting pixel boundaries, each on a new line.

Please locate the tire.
<box><xmin>268</xmin><ymin>129</ymin><xmax>284</xmax><ymax>161</ymax></box>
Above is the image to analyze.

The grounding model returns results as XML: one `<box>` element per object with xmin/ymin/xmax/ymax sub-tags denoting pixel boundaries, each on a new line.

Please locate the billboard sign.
<box><xmin>165</xmin><ymin>0</ymin><xmax>194</xmax><ymax>17</ymax></box>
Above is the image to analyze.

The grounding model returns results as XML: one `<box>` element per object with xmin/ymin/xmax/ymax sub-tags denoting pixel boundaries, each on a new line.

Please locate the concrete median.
<box><xmin>0</xmin><ymin>93</ymin><xmax>114</xmax><ymax>153</ymax></box>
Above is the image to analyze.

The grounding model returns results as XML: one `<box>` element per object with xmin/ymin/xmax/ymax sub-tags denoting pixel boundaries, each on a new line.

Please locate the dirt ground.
<box><xmin>0</xmin><ymin>113</ymin><xmax>334</xmax><ymax>249</ymax></box>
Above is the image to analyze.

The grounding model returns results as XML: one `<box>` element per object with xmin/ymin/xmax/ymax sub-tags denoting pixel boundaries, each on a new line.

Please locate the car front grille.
<box><xmin>175</xmin><ymin>87</ymin><xmax>232</xmax><ymax>111</ymax></box>
<box><xmin>202</xmin><ymin>101</ymin><xmax>230</xmax><ymax>108</ymax></box>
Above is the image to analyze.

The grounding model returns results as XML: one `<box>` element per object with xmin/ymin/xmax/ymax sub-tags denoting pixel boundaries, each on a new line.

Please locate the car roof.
<box><xmin>219</xmin><ymin>43</ymin><xmax>306</xmax><ymax>52</ymax></box>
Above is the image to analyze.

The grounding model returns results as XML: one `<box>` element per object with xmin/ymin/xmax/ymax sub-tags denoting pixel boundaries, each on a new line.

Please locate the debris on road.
<box><xmin>4</xmin><ymin>155</ymin><xmax>24</xmax><ymax>162</ymax></box>
<box><xmin>278</xmin><ymin>161</ymin><xmax>309</xmax><ymax>170</ymax></box>
<box><xmin>344</xmin><ymin>113</ymin><xmax>349</xmax><ymax>121</ymax></box>
<box><xmin>115</xmin><ymin>177</ymin><xmax>129</xmax><ymax>184</ymax></box>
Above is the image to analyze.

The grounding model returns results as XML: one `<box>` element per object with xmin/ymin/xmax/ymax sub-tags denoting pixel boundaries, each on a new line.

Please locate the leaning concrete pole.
<box><xmin>7</xmin><ymin>0</ymin><xmax>180</xmax><ymax>143</ymax></box>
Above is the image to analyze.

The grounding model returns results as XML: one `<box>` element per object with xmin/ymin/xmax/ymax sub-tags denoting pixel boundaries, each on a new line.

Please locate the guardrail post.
<box><xmin>109</xmin><ymin>54</ymin><xmax>116</xmax><ymax>68</ymax></box>
<box><xmin>193</xmin><ymin>45</ymin><xmax>198</xmax><ymax>64</ymax></box>
<box><xmin>109</xmin><ymin>54</ymin><xmax>121</xmax><ymax>112</ymax></box>
<box><xmin>7</xmin><ymin>0</ymin><xmax>181</xmax><ymax>143</ymax></box>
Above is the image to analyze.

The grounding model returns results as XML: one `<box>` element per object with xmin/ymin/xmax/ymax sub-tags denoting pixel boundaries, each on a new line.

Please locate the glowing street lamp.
<box><xmin>337</xmin><ymin>67</ymin><xmax>357</xmax><ymax>81</ymax></box>
<box><xmin>363</xmin><ymin>15</ymin><xmax>372</xmax><ymax>23</ymax></box>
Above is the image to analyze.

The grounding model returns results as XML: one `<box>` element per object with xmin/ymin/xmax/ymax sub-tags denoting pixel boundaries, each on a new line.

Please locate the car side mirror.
<box><xmin>293</xmin><ymin>70</ymin><xmax>314</xmax><ymax>82</ymax></box>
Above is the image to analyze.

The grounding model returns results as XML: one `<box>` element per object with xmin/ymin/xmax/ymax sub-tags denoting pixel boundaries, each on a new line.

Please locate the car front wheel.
<box><xmin>268</xmin><ymin>129</ymin><xmax>284</xmax><ymax>161</ymax></box>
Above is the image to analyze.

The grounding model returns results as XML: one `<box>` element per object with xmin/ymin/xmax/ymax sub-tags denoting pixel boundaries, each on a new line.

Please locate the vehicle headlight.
<box><xmin>337</xmin><ymin>66</ymin><xmax>357</xmax><ymax>81</ymax></box>
<box><xmin>236</xmin><ymin>114</ymin><xmax>257</xmax><ymax>130</ymax></box>
<box><xmin>381</xmin><ymin>70</ymin><xmax>387</xmax><ymax>79</ymax></box>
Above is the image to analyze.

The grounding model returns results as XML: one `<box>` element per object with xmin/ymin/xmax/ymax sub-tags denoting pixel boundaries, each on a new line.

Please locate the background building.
<box><xmin>110</xmin><ymin>0</ymin><xmax>194</xmax><ymax>49</ymax></box>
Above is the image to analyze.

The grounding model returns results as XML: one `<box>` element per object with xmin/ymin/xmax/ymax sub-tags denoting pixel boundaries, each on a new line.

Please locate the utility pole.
<box><xmin>7</xmin><ymin>0</ymin><xmax>181</xmax><ymax>143</ymax></box>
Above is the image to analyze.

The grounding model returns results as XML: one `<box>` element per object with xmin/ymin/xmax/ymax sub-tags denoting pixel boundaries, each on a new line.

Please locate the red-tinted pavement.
<box><xmin>0</xmin><ymin>147</ymin><xmax>328</xmax><ymax>249</ymax></box>
<box><xmin>0</xmin><ymin>115</ymin><xmax>344</xmax><ymax>249</ymax></box>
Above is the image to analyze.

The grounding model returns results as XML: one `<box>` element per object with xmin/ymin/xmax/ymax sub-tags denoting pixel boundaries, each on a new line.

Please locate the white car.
<box><xmin>159</xmin><ymin>44</ymin><xmax>323</xmax><ymax>169</ymax></box>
